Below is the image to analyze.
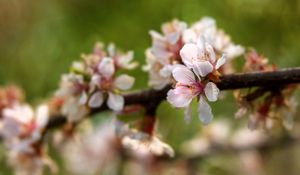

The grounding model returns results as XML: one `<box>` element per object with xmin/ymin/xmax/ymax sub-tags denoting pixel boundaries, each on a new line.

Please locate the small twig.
<box><xmin>46</xmin><ymin>68</ymin><xmax>300</xmax><ymax>130</ymax></box>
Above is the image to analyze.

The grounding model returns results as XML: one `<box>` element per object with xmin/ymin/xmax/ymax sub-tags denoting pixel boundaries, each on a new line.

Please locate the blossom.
<box><xmin>180</xmin><ymin>40</ymin><xmax>226</xmax><ymax>77</ymax></box>
<box><xmin>116</xmin><ymin>120</ymin><xmax>174</xmax><ymax>158</ymax></box>
<box><xmin>144</xmin><ymin>19</ymin><xmax>187</xmax><ymax>89</ymax></box>
<box><xmin>56</xmin><ymin>42</ymin><xmax>136</xmax><ymax>121</ymax></box>
<box><xmin>167</xmin><ymin>65</ymin><xmax>220</xmax><ymax>125</ymax></box>
<box><xmin>62</xmin><ymin>121</ymin><xmax>120</xmax><ymax>175</ymax></box>
<box><xmin>183</xmin><ymin>17</ymin><xmax>244</xmax><ymax>60</ymax></box>
<box><xmin>0</xmin><ymin>104</ymin><xmax>55</xmax><ymax>175</ymax></box>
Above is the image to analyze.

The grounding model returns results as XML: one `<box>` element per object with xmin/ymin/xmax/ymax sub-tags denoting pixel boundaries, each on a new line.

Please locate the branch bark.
<box><xmin>46</xmin><ymin>68</ymin><xmax>300</xmax><ymax>129</ymax></box>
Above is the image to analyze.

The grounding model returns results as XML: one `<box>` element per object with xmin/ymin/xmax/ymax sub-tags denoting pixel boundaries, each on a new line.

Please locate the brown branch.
<box><xmin>46</xmin><ymin>68</ymin><xmax>300</xmax><ymax>130</ymax></box>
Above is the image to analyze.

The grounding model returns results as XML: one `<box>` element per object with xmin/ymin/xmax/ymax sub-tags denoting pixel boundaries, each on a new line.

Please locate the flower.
<box><xmin>116</xmin><ymin>120</ymin><xmax>175</xmax><ymax>158</ymax></box>
<box><xmin>0</xmin><ymin>104</ymin><xmax>55</xmax><ymax>175</ymax></box>
<box><xmin>56</xmin><ymin>42</ymin><xmax>136</xmax><ymax>121</ymax></box>
<box><xmin>167</xmin><ymin>65</ymin><xmax>220</xmax><ymax>125</ymax></box>
<box><xmin>144</xmin><ymin>19</ymin><xmax>187</xmax><ymax>89</ymax></box>
<box><xmin>180</xmin><ymin>40</ymin><xmax>226</xmax><ymax>77</ymax></box>
<box><xmin>62</xmin><ymin>121</ymin><xmax>120</xmax><ymax>175</ymax></box>
<box><xmin>184</xmin><ymin>17</ymin><xmax>244</xmax><ymax>60</ymax></box>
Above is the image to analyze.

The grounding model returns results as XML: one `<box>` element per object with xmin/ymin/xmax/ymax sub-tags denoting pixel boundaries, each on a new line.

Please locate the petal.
<box><xmin>167</xmin><ymin>88</ymin><xmax>194</xmax><ymax>108</ymax></box>
<box><xmin>205</xmin><ymin>42</ymin><xmax>216</xmax><ymax>63</ymax></box>
<box><xmin>79</xmin><ymin>91</ymin><xmax>88</xmax><ymax>105</ymax></box>
<box><xmin>172</xmin><ymin>66</ymin><xmax>195</xmax><ymax>84</ymax></box>
<box><xmin>98</xmin><ymin>57</ymin><xmax>115</xmax><ymax>79</ymax></box>
<box><xmin>107</xmin><ymin>43</ymin><xmax>116</xmax><ymax>57</ymax></box>
<box><xmin>184</xmin><ymin>104</ymin><xmax>192</xmax><ymax>123</ymax></box>
<box><xmin>35</xmin><ymin>105</ymin><xmax>49</xmax><ymax>129</ymax></box>
<box><xmin>88</xmin><ymin>92</ymin><xmax>104</xmax><ymax>108</ymax></box>
<box><xmin>183</xmin><ymin>29</ymin><xmax>197</xmax><ymax>43</ymax></box>
<box><xmin>114</xmin><ymin>74</ymin><xmax>135</xmax><ymax>90</ymax></box>
<box><xmin>90</xmin><ymin>74</ymin><xmax>101</xmax><ymax>88</ymax></box>
<box><xmin>204</xmin><ymin>82</ymin><xmax>219</xmax><ymax>102</ymax></box>
<box><xmin>107</xmin><ymin>92</ymin><xmax>124</xmax><ymax>111</ymax></box>
<box><xmin>166</xmin><ymin>32</ymin><xmax>180</xmax><ymax>45</ymax></box>
<box><xmin>198</xmin><ymin>96</ymin><xmax>213</xmax><ymax>125</ymax></box>
<box><xmin>180</xmin><ymin>43</ymin><xmax>199</xmax><ymax>68</ymax></box>
<box><xmin>193</xmin><ymin>61</ymin><xmax>213</xmax><ymax>77</ymax></box>
<box><xmin>215</xmin><ymin>54</ymin><xmax>226</xmax><ymax>70</ymax></box>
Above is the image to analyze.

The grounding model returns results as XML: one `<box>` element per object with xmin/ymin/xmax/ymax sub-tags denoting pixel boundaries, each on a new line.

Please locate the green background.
<box><xmin>0</xmin><ymin>0</ymin><xmax>300</xmax><ymax>174</ymax></box>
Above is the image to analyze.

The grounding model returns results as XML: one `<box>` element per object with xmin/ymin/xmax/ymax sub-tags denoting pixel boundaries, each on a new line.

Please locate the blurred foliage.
<box><xmin>1</xmin><ymin>0</ymin><xmax>300</xmax><ymax>174</ymax></box>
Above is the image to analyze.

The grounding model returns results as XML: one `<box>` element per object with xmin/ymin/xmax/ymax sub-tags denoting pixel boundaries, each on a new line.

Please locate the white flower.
<box><xmin>180</xmin><ymin>41</ymin><xmax>226</xmax><ymax>77</ymax></box>
<box><xmin>167</xmin><ymin>65</ymin><xmax>220</xmax><ymax>125</ymax></box>
<box><xmin>183</xmin><ymin>17</ymin><xmax>244</xmax><ymax>60</ymax></box>
<box><xmin>88</xmin><ymin>57</ymin><xmax>135</xmax><ymax>111</ymax></box>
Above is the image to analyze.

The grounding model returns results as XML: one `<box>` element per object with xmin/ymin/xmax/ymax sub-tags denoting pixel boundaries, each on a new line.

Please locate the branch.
<box><xmin>46</xmin><ymin>68</ymin><xmax>300</xmax><ymax>129</ymax></box>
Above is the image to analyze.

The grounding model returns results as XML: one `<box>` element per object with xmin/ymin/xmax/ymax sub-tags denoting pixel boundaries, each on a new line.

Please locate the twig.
<box><xmin>46</xmin><ymin>68</ymin><xmax>300</xmax><ymax>130</ymax></box>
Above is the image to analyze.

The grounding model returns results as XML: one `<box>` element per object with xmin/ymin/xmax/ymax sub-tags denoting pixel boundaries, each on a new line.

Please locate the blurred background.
<box><xmin>0</xmin><ymin>0</ymin><xmax>300</xmax><ymax>174</ymax></box>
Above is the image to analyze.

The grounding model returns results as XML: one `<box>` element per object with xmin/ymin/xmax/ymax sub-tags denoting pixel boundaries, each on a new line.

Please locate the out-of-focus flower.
<box><xmin>62</xmin><ymin>121</ymin><xmax>121</xmax><ymax>175</ymax></box>
<box><xmin>181</xmin><ymin>120</ymin><xmax>230</xmax><ymax>156</ymax></box>
<box><xmin>0</xmin><ymin>85</ymin><xmax>23</xmax><ymax>117</ymax></box>
<box><xmin>116</xmin><ymin>120</ymin><xmax>174</xmax><ymax>158</ymax></box>
<box><xmin>0</xmin><ymin>104</ymin><xmax>55</xmax><ymax>175</ymax></box>
<box><xmin>244</xmin><ymin>49</ymin><xmax>276</xmax><ymax>72</ymax></box>
<box><xmin>184</xmin><ymin>17</ymin><xmax>244</xmax><ymax>60</ymax></box>
<box><xmin>144</xmin><ymin>19</ymin><xmax>187</xmax><ymax>89</ymax></box>
<box><xmin>167</xmin><ymin>40</ymin><xmax>224</xmax><ymax>125</ymax></box>
<box><xmin>56</xmin><ymin>42</ymin><xmax>136</xmax><ymax>121</ymax></box>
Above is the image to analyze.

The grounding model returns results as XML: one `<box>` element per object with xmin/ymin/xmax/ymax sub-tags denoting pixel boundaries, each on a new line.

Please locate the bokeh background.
<box><xmin>1</xmin><ymin>0</ymin><xmax>300</xmax><ymax>174</ymax></box>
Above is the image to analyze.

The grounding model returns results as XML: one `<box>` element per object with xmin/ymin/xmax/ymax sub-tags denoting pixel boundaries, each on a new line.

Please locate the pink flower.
<box><xmin>180</xmin><ymin>41</ymin><xmax>226</xmax><ymax>77</ymax></box>
<box><xmin>167</xmin><ymin>65</ymin><xmax>220</xmax><ymax>125</ymax></box>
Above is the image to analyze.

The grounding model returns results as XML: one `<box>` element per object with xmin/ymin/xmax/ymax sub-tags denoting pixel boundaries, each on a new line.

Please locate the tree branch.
<box><xmin>46</xmin><ymin>68</ymin><xmax>300</xmax><ymax>129</ymax></box>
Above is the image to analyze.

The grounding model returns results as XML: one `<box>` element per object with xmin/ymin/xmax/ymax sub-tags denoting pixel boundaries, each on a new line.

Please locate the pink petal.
<box><xmin>172</xmin><ymin>66</ymin><xmax>195</xmax><ymax>84</ymax></box>
<box><xmin>167</xmin><ymin>88</ymin><xmax>194</xmax><ymax>108</ymax></box>
<box><xmin>198</xmin><ymin>96</ymin><xmax>213</xmax><ymax>125</ymax></box>
<box><xmin>204</xmin><ymin>82</ymin><xmax>219</xmax><ymax>102</ymax></box>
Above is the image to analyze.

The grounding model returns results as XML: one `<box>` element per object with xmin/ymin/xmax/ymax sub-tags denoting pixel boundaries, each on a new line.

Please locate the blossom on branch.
<box><xmin>167</xmin><ymin>40</ymin><xmax>225</xmax><ymax>125</ymax></box>
<box><xmin>0</xmin><ymin>104</ymin><xmax>56</xmax><ymax>175</ymax></box>
<box><xmin>56</xmin><ymin>42</ymin><xmax>137</xmax><ymax>122</ymax></box>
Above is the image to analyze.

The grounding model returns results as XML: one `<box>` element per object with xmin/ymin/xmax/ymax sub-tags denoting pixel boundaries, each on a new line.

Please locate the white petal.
<box><xmin>88</xmin><ymin>92</ymin><xmax>104</xmax><ymax>108</ymax></box>
<box><xmin>180</xmin><ymin>43</ymin><xmax>199</xmax><ymax>68</ymax></box>
<box><xmin>215</xmin><ymin>54</ymin><xmax>226</xmax><ymax>69</ymax></box>
<box><xmin>205</xmin><ymin>42</ymin><xmax>216</xmax><ymax>63</ymax></box>
<box><xmin>35</xmin><ymin>105</ymin><xmax>49</xmax><ymax>129</ymax></box>
<box><xmin>183</xmin><ymin>29</ymin><xmax>197</xmax><ymax>43</ymax></box>
<box><xmin>198</xmin><ymin>96</ymin><xmax>213</xmax><ymax>125</ymax></box>
<box><xmin>79</xmin><ymin>91</ymin><xmax>88</xmax><ymax>104</ymax></box>
<box><xmin>184</xmin><ymin>104</ymin><xmax>192</xmax><ymax>123</ymax></box>
<box><xmin>172</xmin><ymin>66</ymin><xmax>195</xmax><ymax>84</ymax></box>
<box><xmin>107</xmin><ymin>43</ymin><xmax>116</xmax><ymax>57</ymax></box>
<box><xmin>204</xmin><ymin>82</ymin><xmax>219</xmax><ymax>102</ymax></box>
<box><xmin>90</xmin><ymin>74</ymin><xmax>101</xmax><ymax>89</ymax></box>
<box><xmin>166</xmin><ymin>32</ymin><xmax>180</xmax><ymax>45</ymax></box>
<box><xmin>114</xmin><ymin>74</ymin><xmax>135</xmax><ymax>90</ymax></box>
<box><xmin>167</xmin><ymin>89</ymin><xmax>194</xmax><ymax>108</ymax></box>
<box><xmin>98</xmin><ymin>57</ymin><xmax>115</xmax><ymax>78</ymax></box>
<box><xmin>193</xmin><ymin>61</ymin><xmax>213</xmax><ymax>77</ymax></box>
<box><xmin>107</xmin><ymin>92</ymin><xmax>124</xmax><ymax>111</ymax></box>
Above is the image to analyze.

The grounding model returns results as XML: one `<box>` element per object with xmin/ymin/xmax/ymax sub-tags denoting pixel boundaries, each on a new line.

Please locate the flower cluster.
<box><xmin>144</xmin><ymin>17</ymin><xmax>244</xmax><ymax>89</ymax></box>
<box><xmin>56</xmin><ymin>42</ymin><xmax>137</xmax><ymax>122</ymax></box>
<box><xmin>0</xmin><ymin>103</ymin><xmax>55</xmax><ymax>175</ymax></box>
<box><xmin>235</xmin><ymin>50</ymin><xmax>298</xmax><ymax>130</ymax></box>
<box><xmin>167</xmin><ymin>40</ymin><xmax>225</xmax><ymax>125</ymax></box>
